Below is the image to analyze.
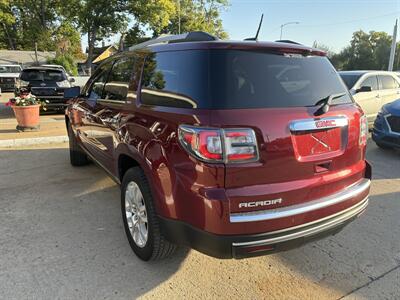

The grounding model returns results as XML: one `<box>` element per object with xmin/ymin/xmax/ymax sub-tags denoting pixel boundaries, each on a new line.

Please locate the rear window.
<box><xmin>20</xmin><ymin>69</ymin><xmax>66</xmax><ymax>82</ymax></box>
<box><xmin>141</xmin><ymin>50</ymin><xmax>352</xmax><ymax>109</ymax></box>
<box><xmin>339</xmin><ymin>74</ymin><xmax>361</xmax><ymax>89</ymax></box>
<box><xmin>0</xmin><ymin>66</ymin><xmax>21</xmax><ymax>73</ymax></box>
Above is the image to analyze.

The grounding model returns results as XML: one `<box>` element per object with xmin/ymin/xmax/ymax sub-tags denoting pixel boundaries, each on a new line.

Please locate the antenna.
<box><xmin>244</xmin><ymin>14</ymin><xmax>264</xmax><ymax>41</ymax></box>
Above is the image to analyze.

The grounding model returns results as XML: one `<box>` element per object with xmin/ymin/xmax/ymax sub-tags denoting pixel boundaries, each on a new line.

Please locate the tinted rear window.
<box><xmin>21</xmin><ymin>69</ymin><xmax>66</xmax><ymax>82</ymax></box>
<box><xmin>141</xmin><ymin>50</ymin><xmax>352</xmax><ymax>109</ymax></box>
<box><xmin>339</xmin><ymin>74</ymin><xmax>361</xmax><ymax>89</ymax></box>
<box><xmin>0</xmin><ymin>66</ymin><xmax>21</xmax><ymax>73</ymax></box>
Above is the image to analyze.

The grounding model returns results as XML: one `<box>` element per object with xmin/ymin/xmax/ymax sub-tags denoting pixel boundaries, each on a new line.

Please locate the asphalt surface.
<box><xmin>0</xmin><ymin>141</ymin><xmax>399</xmax><ymax>299</ymax></box>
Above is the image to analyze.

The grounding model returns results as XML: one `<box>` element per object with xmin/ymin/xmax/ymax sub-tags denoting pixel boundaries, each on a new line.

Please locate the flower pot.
<box><xmin>12</xmin><ymin>104</ymin><xmax>40</xmax><ymax>131</ymax></box>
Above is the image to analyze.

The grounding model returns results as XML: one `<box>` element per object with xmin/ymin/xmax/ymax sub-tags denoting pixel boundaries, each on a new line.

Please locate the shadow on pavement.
<box><xmin>0</xmin><ymin>141</ymin><xmax>399</xmax><ymax>299</ymax></box>
<box><xmin>274</xmin><ymin>141</ymin><xmax>400</xmax><ymax>298</ymax></box>
<box><xmin>0</xmin><ymin>146</ymin><xmax>188</xmax><ymax>299</ymax></box>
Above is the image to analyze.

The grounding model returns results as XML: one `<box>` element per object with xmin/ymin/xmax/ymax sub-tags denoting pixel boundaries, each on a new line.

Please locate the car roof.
<box><xmin>22</xmin><ymin>66</ymin><xmax>65</xmax><ymax>72</ymax></box>
<box><xmin>0</xmin><ymin>64</ymin><xmax>21</xmax><ymax>67</ymax></box>
<box><xmin>145</xmin><ymin>40</ymin><xmax>326</xmax><ymax>55</ymax></box>
<box><xmin>339</xmin><ymin>70</ymin><xmax>397</xmax><ymax>76</ymax></box>
<box><xmin>113</xmin><ymin>39</ymin><xmax>326</xmax><ymax>60</ymax></box>
<box><xmin>41</xmin><ymin>64</ymin><xmax>65</xmax><ymax>68</ymax></box>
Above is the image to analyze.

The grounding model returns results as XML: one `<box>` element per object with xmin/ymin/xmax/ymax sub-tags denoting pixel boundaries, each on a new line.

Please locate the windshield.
<box><xmin>141</xmin><ymin>49</ymin><xmax>352</xmax><ymax>109</ymax></box>
<box><xmin>339</xmin><ymin>74</ymin><xmax>361</xmax><ymax>89</ymax></box>
<box><xmin>0</xmin><ymin>66</ymin><xmax>21</xmax><ymax>73</ymax></box>
<box><xmin>20</xmin><ymin>69</ymin><xmax>66</xmax><ymax>82</ymax></box>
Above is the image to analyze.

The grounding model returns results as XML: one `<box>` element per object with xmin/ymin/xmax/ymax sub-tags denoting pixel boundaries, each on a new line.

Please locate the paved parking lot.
<box><xmin>0</xmin><ymin>141</ymin><xmax>399</xmax><ymax>299</ymax></box>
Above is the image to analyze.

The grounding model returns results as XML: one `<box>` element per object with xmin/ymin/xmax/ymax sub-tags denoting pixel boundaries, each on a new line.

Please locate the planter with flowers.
<box><xmin>5</xmin><ymin>91</ymin><xmax>48</xmax><ymax>131</ymax></box>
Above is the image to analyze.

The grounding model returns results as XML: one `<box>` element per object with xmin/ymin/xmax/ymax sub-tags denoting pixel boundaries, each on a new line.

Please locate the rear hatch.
<box><xmin>20</xmin><ymin>69</ymin><xmax>68</xmax><ymax>98</ymax></box>
<box><xmin>206</xmin><ymin>49</ymin><xmax>367</xmax><ymax>214</ymax></box>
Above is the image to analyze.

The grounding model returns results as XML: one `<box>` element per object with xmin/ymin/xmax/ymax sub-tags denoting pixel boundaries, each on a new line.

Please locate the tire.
<box><xmin>67</xmin><ymin>122</ymin><xmax>90</xmax><ymax>166</ymax></box>
<box><xmin>121</xmin><ymin>167</ymin><xmax>176</xmax><ymax>261</ymax></box>
<box><xmin>376</xmin><ymin>142</ymin><xmax>392</xmax><ymax>150</ymax></box>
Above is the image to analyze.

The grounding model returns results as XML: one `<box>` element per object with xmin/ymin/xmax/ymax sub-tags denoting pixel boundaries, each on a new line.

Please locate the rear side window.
<box><xmin>360</xmin><ymin>76</ymin><xmax>378</xmax><ymax>91</ymax></box>
<box><xmin>0</xmin><ymin>66</ymin><xmax>21</xmax><ymax>73</ymax></box>
<box><xmin>103</xmin><ymin>57</ymin><xmax>135</xmax><ymax>101</ymax></box>
<box><xmin>140</xmin><ymin>50</ymin><xmax>351</xmax><ymax>109</ymax></box>
<box><xmin>84</xmin><ymin>62</ymin><xmax>113</xmax><ymax>102</ymax></box>
<box><xmin>379</xmin><ymin>75</ymin><xmax>398</xmax><ymax>90</ymax></box>
<box><xmin>141</xmin><ymin>51</ymin><xmax>207</xmax><ymax>108</ymax></box>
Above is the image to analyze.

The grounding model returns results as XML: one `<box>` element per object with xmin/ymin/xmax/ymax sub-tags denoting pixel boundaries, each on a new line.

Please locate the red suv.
<box><xmin>65</xmin><ymin>32</ymin><xmax>371</xmax><ymax>261</ymax></box>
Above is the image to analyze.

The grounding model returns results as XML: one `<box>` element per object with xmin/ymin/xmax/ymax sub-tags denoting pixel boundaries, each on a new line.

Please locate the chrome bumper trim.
<box><xmin>230</xmin><ymin>178</ymin><xmax>370</xmax><ymax>223</ymax></box>
<box><xmin>232</xmin><ymin>196</ymin><xmax>368</xmax><ymax>247</ymax></box>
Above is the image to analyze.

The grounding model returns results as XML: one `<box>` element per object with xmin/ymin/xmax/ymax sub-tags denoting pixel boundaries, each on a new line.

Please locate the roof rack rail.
<box><xmin>275</xmin><ymin>39</ymin><xmax>302</xmax><ymax>45</ymax></box>
<box><xmin>128</xmin><ymin>31</ymin><xmax>218</xmax><ymax>51</ymax></box>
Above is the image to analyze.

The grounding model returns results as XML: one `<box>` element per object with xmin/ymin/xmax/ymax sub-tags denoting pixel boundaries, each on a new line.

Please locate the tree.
<box><xmin>312</xmin><ymin>41</ymin><xmax>334</xmax><ymax>58</ymax></box>
<box><xmin>0</xmin><ymin>0</ymin><xmax>15</xmax><ymax>49</ymax></box>
<box><xmin>62</xmin><ymin>0</ymin><xmax>128</xmax><ymax>74</ymax></box>
<box><xmin>126</xmin><ymin>0</ymin><xmax>229</xmax><ymax>46</ymax></box>
<box><xmin>330</xmin><ymin>30</ymin><xmax>393</xmax><ymax>71</ymax></box>
<box><xmin>165</xmin><ymin>0</ymin><xmax>229</xmax><ymax>38</ymax></box>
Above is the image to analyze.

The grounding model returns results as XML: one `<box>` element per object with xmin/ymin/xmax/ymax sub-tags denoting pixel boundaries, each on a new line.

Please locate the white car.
<box><xmin>0</xmin><ymin>64</ymin><xmax>22</xmax><ymax>93</ymax></box>
<box><xmin>339</xmin><ymin>71</ymin><xmax>400</xmax><ymax>125</ymax></box>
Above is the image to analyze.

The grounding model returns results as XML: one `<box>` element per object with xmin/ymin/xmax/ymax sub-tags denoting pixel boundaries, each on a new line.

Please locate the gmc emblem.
<box><xmin>315</xmin><ymin>120</ymin><xmax>336</xmax><ymax>128</ymax></box>
<box><xmin>239</xmin><ymin>198</ymin><xmax>282</xmax><ymax>208</ymax></box>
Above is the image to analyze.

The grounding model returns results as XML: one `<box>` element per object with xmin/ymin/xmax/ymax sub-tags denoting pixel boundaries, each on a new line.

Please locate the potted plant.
<box><xmin>5</xmin><ymin>90</ymin><xmax>48</xmax><ymax>131</ymax></box>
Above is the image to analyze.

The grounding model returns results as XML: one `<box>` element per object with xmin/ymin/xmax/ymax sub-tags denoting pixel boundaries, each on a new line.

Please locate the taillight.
<box><xmin>359</xmin><ymin>114</ymin><xmax>368</xmax><ymax>146</ymax></box>
<box><xmin>178</xmin><ymin>125</ymin><xmax>259</xmax><ymax>163</ymax></box>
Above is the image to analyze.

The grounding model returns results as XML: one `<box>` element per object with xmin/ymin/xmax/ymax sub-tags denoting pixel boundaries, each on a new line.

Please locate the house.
<box><xmin>78</xmin><ymin>44</ymin><xmax>118</xmax><ymax>75</ymax></box>
<box><xmin>0</xmin><ymin>50</ymin><xmax>56</xmax><ymax>67</ymax></box>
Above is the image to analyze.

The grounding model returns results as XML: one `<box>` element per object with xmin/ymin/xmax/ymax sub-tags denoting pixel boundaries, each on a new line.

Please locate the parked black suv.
<box><xmin>17</xmin><ymin>67</ymin><xmax>74</xmax><ymax>110</ymax></box>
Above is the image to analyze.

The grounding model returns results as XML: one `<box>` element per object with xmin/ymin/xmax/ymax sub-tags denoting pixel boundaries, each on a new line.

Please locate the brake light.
<box><xmin>178</xmin><ymin>125</ymin><xmax>259</xmax><ymax>163</ymax></box>
<box><xmin>359</xmin><ymin>114</ymin><xmax>368</xmax><ymax>146</ymax></box>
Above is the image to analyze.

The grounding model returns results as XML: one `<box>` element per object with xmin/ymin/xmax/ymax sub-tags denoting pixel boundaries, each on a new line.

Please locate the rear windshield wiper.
<box><xmin>313</xmin><ymin>92</ymin><xmax>346</xmax><ymax>116</ymax></box>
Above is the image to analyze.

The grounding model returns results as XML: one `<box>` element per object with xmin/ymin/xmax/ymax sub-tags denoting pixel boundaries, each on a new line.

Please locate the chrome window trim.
<box><xmin>289</xmin><ymin>116</ymin><xmax>348</xmax><ymax>132</ymax></box>
<box><xmin>232</xmin><ymin>197</ymin><xmax>368</xmax><ymax>247</ymax></box>
<box><xmin>230</xmin><ymin>178</ymin><xmax>370</xmax><ymax>223</ymax></box>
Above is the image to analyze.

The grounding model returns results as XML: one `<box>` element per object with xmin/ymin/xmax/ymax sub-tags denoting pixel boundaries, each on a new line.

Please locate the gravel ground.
<box><xmin>0</xmin><ymin>141</ymin><xmax>399</xmax><ymax>299</ymax></box>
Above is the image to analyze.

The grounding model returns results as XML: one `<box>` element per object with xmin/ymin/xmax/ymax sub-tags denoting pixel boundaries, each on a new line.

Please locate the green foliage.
<box><xmin>47</xmin><ymin>53</ymin><xmax>78</xmax><ymax>75</ymax></box>
<box><xmin>62</xmin><ymin>0</ymin><xmax>128</xmax><ymax>72</ymax></box>
<box><xmin>330</xmin><ymin>30</ymin><xmax>395</xmax><ymax>71</ymax></box>
<box><xmin>0</xmin><ymin>0</ymin><xmax>15</xmax><ymax>48</ymax></box>
<box><xmin>128</xmin><ymin>0</ymin><xmax>176</xmax><ymax>32</ymax></box>
<box><xmin>165</xmin><ymin>0</ymin><xmax>229</xmax><ymax>39</ymax></box>
<box><xmin>0</xmin><ymin>0</ymin><xmax>85</xmax><ymax>60</ymax></box>
<box><xmin>126</xmin><ymin>0</ymin><xmax>229</xmax><ymax>46</ymax></box>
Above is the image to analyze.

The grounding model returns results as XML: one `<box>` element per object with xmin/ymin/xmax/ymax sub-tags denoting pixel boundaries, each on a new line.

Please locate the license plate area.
<box><xmin>290</xmin><ymin>117</ymin><xmax>348</xmax><ymax>162</ymax></box>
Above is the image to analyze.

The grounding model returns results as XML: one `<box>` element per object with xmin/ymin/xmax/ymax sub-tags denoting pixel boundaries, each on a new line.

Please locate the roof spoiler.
<box><xmin>128</xmin><ymin>31</ymin><xmax>218</xmax><ymax>51</ymax></box>
<box><xmin>274</xmin><ymin>40</ymin><xmax>302</xmax><ymax>45</ymax></box>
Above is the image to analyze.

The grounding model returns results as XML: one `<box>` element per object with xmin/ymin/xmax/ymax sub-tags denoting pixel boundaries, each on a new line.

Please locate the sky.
<box><xmin>82</xmin><ymin>0</ymin><xmax>400</xmax><ymax>54</ymax></box>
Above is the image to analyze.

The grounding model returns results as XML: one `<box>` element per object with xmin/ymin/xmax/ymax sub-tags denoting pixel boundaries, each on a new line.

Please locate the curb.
<box><xmin>0</xmin><ymin>135</ymin><xmax>68</xmax><ymax>148</ymax></box>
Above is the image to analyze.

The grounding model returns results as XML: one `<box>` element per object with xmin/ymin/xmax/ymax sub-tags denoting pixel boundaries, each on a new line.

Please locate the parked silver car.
<box><xmin>339</xmin><ymin>70</ymin><xmax>400</xmax><ymax>125</ymax></box>
<box><xmin>0</xmin><ymin>64</ymin><xmax>22</xmax><ymax>93</ymax></box>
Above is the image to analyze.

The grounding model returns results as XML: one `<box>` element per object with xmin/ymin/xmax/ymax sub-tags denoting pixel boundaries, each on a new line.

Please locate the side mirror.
<box><xmin>69</xmin><ymin>77</ymin><xmax>76</xmax><ymax>83</ymax></box>
<box><xmin>356</xmin><ymin>86</ymin><xmax>372</xmax><ymax>93</ymax></box>
<box><xmin>64</xmin><ymin>86</ymin><xmax>80</xmax><ymax>99</ymax></box>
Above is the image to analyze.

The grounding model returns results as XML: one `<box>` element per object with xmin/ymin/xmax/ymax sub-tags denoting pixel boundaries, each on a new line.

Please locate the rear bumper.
<box><xmin>372</xmin><ymin>128</ymin><xmax>400</xmax><ymax>148</ymax></box>
<box><xmin>372</xmin><ymin>113</ymin><xmax>400</xmax><ymax>147</ymax></box>
<box><xmin>0</xmin><ymin>83</ymin><xmax>16</xmax><ymax>91</ymax></box>
<box><xmin>159</xmin><ymin>196</ymin><xmax>368</xmax><ymax>258</ymax></box>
